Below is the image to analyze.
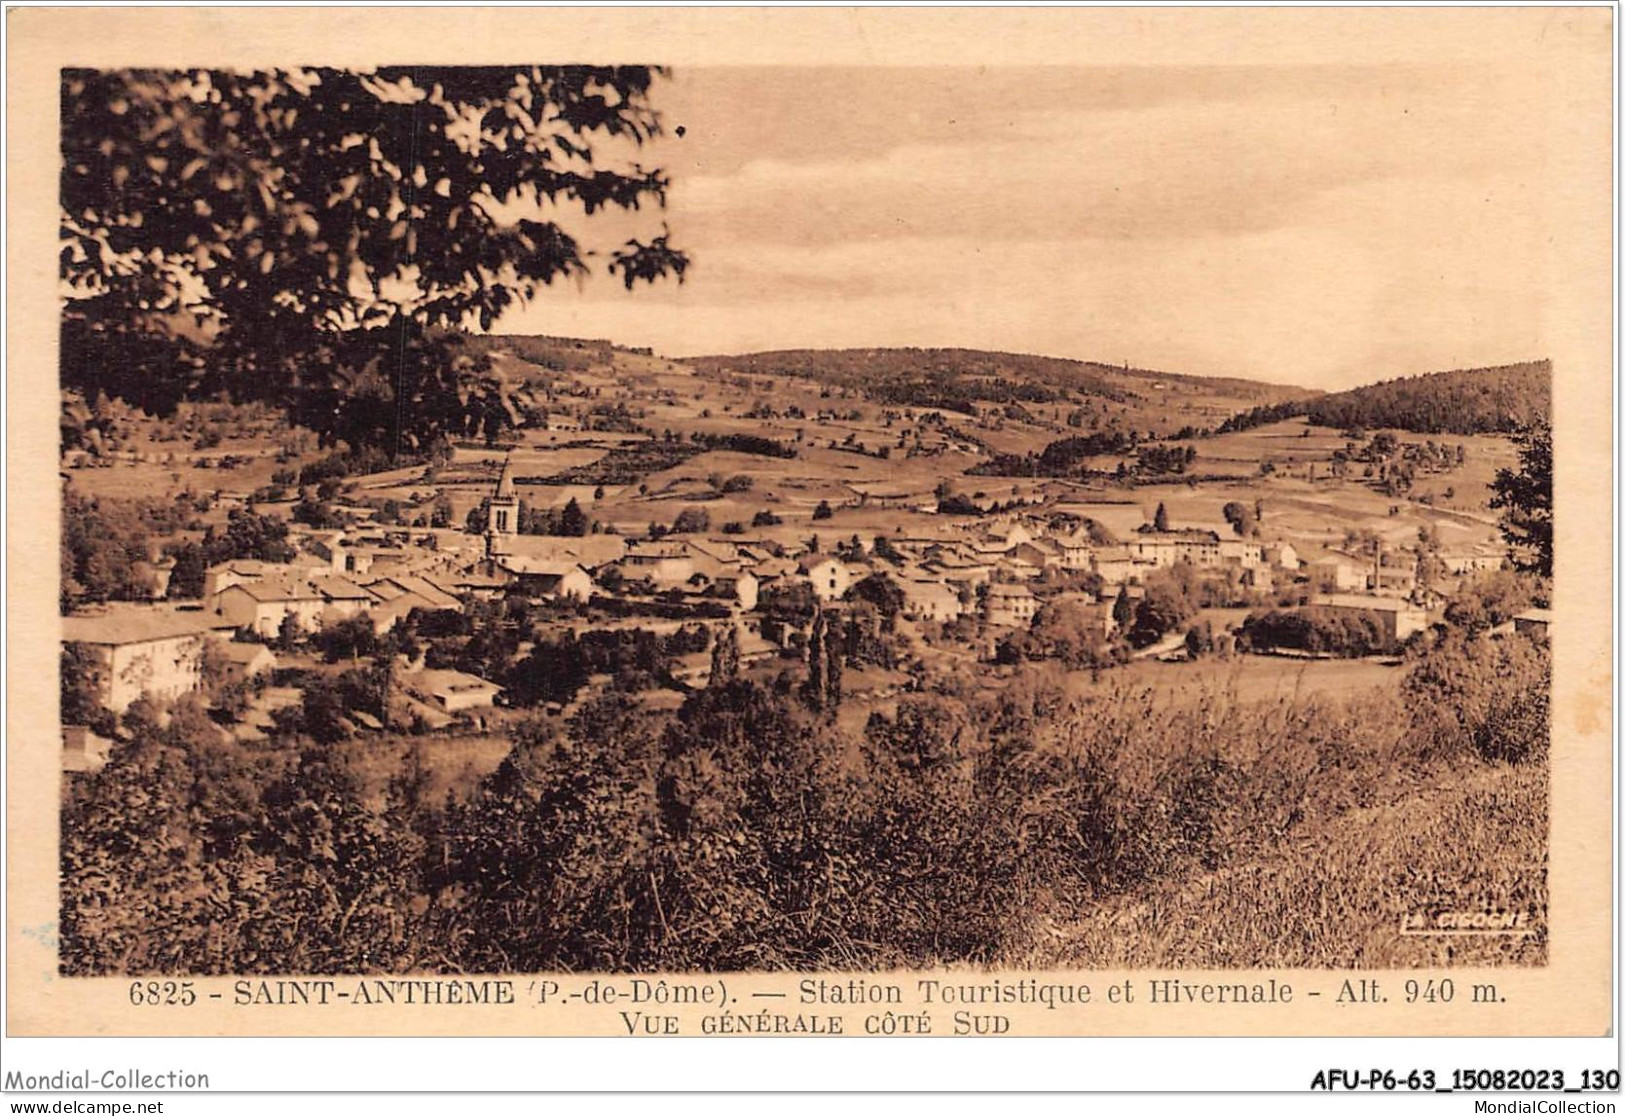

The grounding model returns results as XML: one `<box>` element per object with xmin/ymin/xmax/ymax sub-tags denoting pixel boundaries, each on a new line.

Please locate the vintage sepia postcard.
<box><xmin>4</xmin><ymin>5</ymin><xmax>1614</xmax><ymax>1053</ymax></box>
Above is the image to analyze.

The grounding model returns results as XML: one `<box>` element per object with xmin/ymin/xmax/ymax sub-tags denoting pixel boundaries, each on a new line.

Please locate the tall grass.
<box><xmin>60</xmin><ymin>631</ymin><xmax>1550</xmax><ymax>974</ymax></box>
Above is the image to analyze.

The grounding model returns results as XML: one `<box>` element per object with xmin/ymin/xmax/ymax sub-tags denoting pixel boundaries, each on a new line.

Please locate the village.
<box><xmin>35</xmin><ymin>45</ymin><xmax>1574</xmax><ymax>997</ymax></box>
<box><xmin>57</xmin><ymin>339</ymin><xmax>1547</xmax><ymax>781</ymax></box>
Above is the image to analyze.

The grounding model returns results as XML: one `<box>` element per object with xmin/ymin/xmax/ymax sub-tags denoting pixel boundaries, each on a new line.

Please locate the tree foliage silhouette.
<box><xmin>1489</xmin><ymin>417</ymin><xmax>1553</xmax><ymax>578</ymax></box>
<box><xmin>61</xmin><ymin>66</ymin><xmax>687</xmax><ymax>452</ymax></box>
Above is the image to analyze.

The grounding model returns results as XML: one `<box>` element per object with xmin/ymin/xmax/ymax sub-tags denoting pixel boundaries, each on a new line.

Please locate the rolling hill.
<box><xmin>1305</xmin><ymin>360</ymin><xmax>1551</xmax><ymax>434</ymax></box>
<box><xmin>1218</xmin><ymin>360</ymin><xmax>1550</xmax><ymax>437</ymax></box>
<box><xmin>682</xmin><ymin>347</ymin><xmax>1312</xmax><ymax>438</ymax></box>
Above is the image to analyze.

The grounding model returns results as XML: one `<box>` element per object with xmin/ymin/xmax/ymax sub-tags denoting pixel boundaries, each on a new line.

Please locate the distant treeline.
<box><xmin>1217</xmin><ymin>361</ymin><xmax>1551</xmax><ymax>436</ymax></box>
<box><xmin>691</xmin><ymin>432</ymin><xmax>798</xmax><ymax>459</ymax></box>
<box><xmin>535</xmin><ymin>431</ymin><xmax>797</xmax><ymax>487</ymax></box>
<box><xmin>968</xmin><ymin>431</ymin><xmax>1138</xmax><ymax>477</ymax></box>
<box><xmin>1216</xmin><ymin>400</ymin><xmax>1311</xmax><ymax>435</ymax></box>
<box><xmin>537</xmin><ymin>441</ymin><xmax>703</xmax><ymax>486</ymax></box>
<box><xmin>686</xmin><ymin>348</ymin><xmax>1131</xmax><ymax>412</ymax></box>
<box><xmin>964</xmin><ymin>431</ymin><xmax>1204</xmax><ymax>479</ymax></box>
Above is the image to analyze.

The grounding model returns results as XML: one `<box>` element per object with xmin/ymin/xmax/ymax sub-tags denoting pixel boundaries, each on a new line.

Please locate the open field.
<box><xmin>1108</xmin><ymin>655</ymin><xmax>1406</xmax><ymax>706</ymax></box>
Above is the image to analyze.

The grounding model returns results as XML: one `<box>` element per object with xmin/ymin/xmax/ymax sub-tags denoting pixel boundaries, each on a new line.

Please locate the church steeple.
<box><xmin>486</xmin><ymin>452</ymin><xmax>519</xmax><ymax>557</ymax></box>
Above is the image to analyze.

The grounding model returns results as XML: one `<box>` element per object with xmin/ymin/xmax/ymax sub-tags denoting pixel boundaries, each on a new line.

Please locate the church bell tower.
<box><xmin>486</xmin><ymin>453</ymin><xmax>519</xmax><ymax>558</ymax></box>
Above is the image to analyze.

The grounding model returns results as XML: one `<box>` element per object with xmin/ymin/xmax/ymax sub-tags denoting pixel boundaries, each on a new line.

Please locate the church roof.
<box><xmin>494</xmin><ymin>454</ymin><xmax>516</xmax><ymax>500</ymax></box>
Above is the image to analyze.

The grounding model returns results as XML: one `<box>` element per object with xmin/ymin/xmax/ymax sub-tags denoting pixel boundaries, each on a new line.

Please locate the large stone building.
<box><xmin>62</xmin><ymin>606</ymin><xmax>230</xmax><ymax>713</ymax></box>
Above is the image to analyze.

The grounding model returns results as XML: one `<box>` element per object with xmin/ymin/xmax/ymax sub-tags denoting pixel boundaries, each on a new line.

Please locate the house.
<box><xmin>1240</xmin><ymin>565</ymin><xmax>1274</xmax><ymax>592</ymax></box>
<box><xmin>1311</xmin><ymin>594</ymin><xmax>1429</xmax><ymax>642</ymax></box>
<box><xmin>1171</xmin><ymin>531</ymin><xmax>1224</xmax><ymax>568</ymax></box>
<box><xmin>316</xmin><ymin>576</ymin><xmax>379</xmax><ymax>624</ymax></box>
<box><xmin>1091</xmin><ymin>546</ymin><xmax>1140</xmax><ymax>586</ymax></box>
<box><xmin>799</xmin><ymin>555</ymin><xmax>855</xmax><ymax>602</ymax></box>
<box><xmin>899</xmin><ymin>579</ymin><xmax>964</xmax><ymax>623</ymax></box>
<box><xmin>709</xmin><ymin>570</ymin><xmax>760</xmax><ymax>611</ymax></box>
<box><xmin>984</xmin><ymin>583</ymin><xmax>1039</xmax><ymax>628</ymax></box>
<box><xmin>443</xmin><ymin>569</ymin><xmax>509</xmax><ymax>601</ymax></box>
<box><xmin>623</xmin><ymin>541</ymin><xmax>696</xmax><ymax>588</ymax></box>
<box><xmin>217</xmin><ymin>642</ymin><xmax>277</xmax><ymax>684</ymax></box>
<box><xmin>1307</xmin><ymin>555</ymin><xmax>1367</xmax><ymax>592</ymax></box>
<box><xmin>361</xmin><ymin>574</ymin><xmax>465</xmax><ymax>630</ymax></box>
<box><xmin>62</xmin><ymin>607</ymin><xmax>225</xmax><ymax>713</ymax></box>
<box><xmin>367</xmin><ymin>592</ymin><xmax>435</xmax><ymax>632</ymax></box>
<box><xmin>1123</xmin><ymin>530</ymin><xmax>1225</xmax><ymax>569</ymax></box>
<box><xmin>338</xmin><ymin>547</ymin><xmax>404</xmax><ymax>577</ymax></box>
<box><xmin>204</xmin><ymin>559</ymin><xmax>298</xmax><ymax>600</ymax></box>
<box><xmin>62</xmin><ymin>726</ymin><xmax>113</xmax><ymax>775</ymax></box>
<box><xmin>289</xmin><ymin>528</ymin><xmax>347</xmax><ymax>571</ymax></box>
<box><xmin>684</xmin><ymin>539</ymin><xmax>754</xmax><ymax>586</ymax></box>
<box><xmin>920</xmin><ymin>548</ymin><xmax>995</xmax><ymax>588</ymax></box>
<box><xmin>1372</xmin><ymin>563</ymin><xmax>1418</xmax><ymax>598</ymax></box>
<box><xmin>214</xmin><ymin>577</ymin><xmax>328</xmax><ymax>637</ymax></box>
<box><xmin>1011</xmin><ymin>539</ymin><xmax>1061</xmax><ymax>570</ymax></box>
<box><xmin>1441</xmin><ymin>549</ymin><xmax>1506</xmax><ymax>575</ymax></box>
<box><xmin>1126</xmin><ymin>536</ymin><xmax>1178</xmax><ymax>568</ymax></box>
<box><xmin>1513</xmin><ymin>607</ymin><xmax>1552</xmax><ymax>636</ymax></box>
<box><xmin>497</xmin><ymin>557</ymin><xmax>593</xmax><ymax>601</ymax></box>
<box><xmin>750</xmin><ymin>556</ymin><xmax>800</xmax><ymax>583</ymax></box>
<box><xmin>1264</xmin><ymin>543</ymin><xmax>1301</xmax><ymax>571</ymax></box>
<box><xmin>409</xmin><ymin>669</ymin><xmax>503</xmax><ymax>714</ymax></box>
<box><xmin>1050</xmin><ymin>532</ymin><xmax>1095</xmax><ymax>570</ymax></box>
<box><xmin>363</xmin><ymin>574</ymin><xmax>463</xmax><ymax>613</ymax></box>
<box><xmin>502</xmin><ymin>533</ymin><xmax>626</xmax><ymax>570</ymax></box>
<box><xmin>977</xmin><ymin>521</ymin><xmax>1033</xmax><ymax>552</ymax></box>
<box><xmin>1217</xmin><ymin>539</ymin><xmax>1263</xmax><ymax>569</ymax></box>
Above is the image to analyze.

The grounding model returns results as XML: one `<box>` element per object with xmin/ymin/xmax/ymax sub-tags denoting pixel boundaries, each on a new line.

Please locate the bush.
<box><xmin>1405</xmin><ymin>629</ymin><xmax>1550</xmax><ymax>764</ymax></box>
<box><xmin>670</xmin><ymin>508</ymin><xmax>711</xmax><ymax>535</ymax></box>
<box><xmin>59</xmin><ymin>616</ymin><xmax>1549</xmax><ymax>974</ymax></box>
<box><xmin>1238</xmin><ymin>607</ymin><xmax>1394</xmax><ymax>657</ymax></box>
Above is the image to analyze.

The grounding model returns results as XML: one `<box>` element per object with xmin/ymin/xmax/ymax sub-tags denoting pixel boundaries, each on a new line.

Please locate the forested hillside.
<box><xmin>1307</xmin><ymin>361</ymin><xmax>1550</xmax><ymax>434</ymax></box>
<box><xmin>685</xmin><ymin>348</ymin><xmax>1303</xmax><ymax>414</ymax></box>
<box><xmin>1218</xmin><ymin>361</ymin><xmax>1550</xmax><ymax>436</ymax></box>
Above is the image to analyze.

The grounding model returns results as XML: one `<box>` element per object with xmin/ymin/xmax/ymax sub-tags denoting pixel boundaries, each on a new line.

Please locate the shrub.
<box><xmin>1405</xmin><ymin>629</ymin><xmax>1550</xmax><ymax>764</ymax></box>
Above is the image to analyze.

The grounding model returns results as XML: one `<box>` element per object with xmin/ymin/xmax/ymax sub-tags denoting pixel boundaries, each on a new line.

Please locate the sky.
<box><xmin>500</xmin><ymin>62</ymin><xmax>1553</xmax><ymax>391</ymax></box>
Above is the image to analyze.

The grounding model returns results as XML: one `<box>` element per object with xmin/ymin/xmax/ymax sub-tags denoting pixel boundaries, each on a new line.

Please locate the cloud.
<box><xmin>670</xmin><ymin>83</ymin><xmax>1542</xmax><ymax>250</ymax></box>
<box><xmin>500</xmin><ymin>62</ymin><xmax>1554</xmax><ymax>389</ymax></box>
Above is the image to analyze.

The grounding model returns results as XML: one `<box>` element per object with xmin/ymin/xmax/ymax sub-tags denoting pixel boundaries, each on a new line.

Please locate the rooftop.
<box><xmin>63</xmin><ymin>605</ymin><xmax>228</xmax><ymax>646</ymax></box>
